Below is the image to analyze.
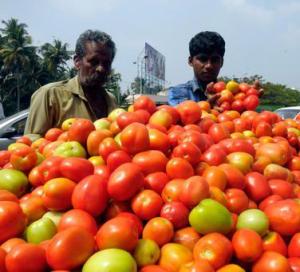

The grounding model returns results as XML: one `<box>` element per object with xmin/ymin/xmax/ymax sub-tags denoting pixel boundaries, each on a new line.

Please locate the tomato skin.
<box><xmin>208</xmin><ymin>123</ymin><xmax>230</xmax><ymax>143</ymax></box>
<box><xmin>232</xmin><ymin>229</ymin><xmax>263</xmax><ymax>262</ymax></box>
<box><xmin>179</xmin><ymin>176</ymin><xmax>210</xmax><ymax>208</ymax></box>
<box><xmin>46</xmin><ymin>227</ymin><xmax>95</xmax><ymax>270</ymax></box>
<box><xmin>59</xmin><ymin>157</ymin><xmax>94</xmax><ymax>183</ymax></box>
<box><xmin>10</xmin><ymin>146</ymin><xmax>38</xmax><ymax>171</ymax></box>
<box><xmin>252</xmin><ymin>251</ymin><xmax>291</xmax><ymax>272</ymax></box>
<box><xmin>140</xmin><ymin>265</ymin><xmax>169</xmax><ymax>272</ymax></box>
<box><xmin>244</xmin><ymin>172</ymin><xmax>272</xmax><ymax>203</ymax></box>
<box><xmin>265</xmin><ymin>199</ymin><xmax>300</xmax><ymax>236</ymax></box>
<box><xmin>132</xmin><ymin>150</ymin><xmax>168</xmax><ymax>175</ymax></box>
<box><xmin>193</xmin><ymin>233</ymin><xmax>233</xmax><ymax>269</ymax></box>
<box><xmin>148</xmin><ymin>128</ymin><xmax>171</xmax><ymax>154</ymax></box>
<box><xmin>42</xmin><ymin>178</ymin><xmax>76</xmax><ymax>211</ymax></box>
<box><xmin>288</xmin><ymin>257</ymin><xmax>300</xmax><ymax>272</ymax></box>
<box><xmin>160</xmin><ymin>201</ymin><xmax>189</xmax><ymax>229</ymax></box>
<box><xmin>176</xmin><ymin>100</ymin><xmax>202</xmax><ymax>125</ymax></box>
<box><xmin>173</xmin><ymin>227</ymin><xmax>201</xmax><ymax>251</ymax></box>
<box><xmin>107</xmin><ymin>162</ymin><xmax>144</xmax><ymax>201</ymax></box>
<box><xmin>58</xmin><ymin>209</ymin><xmax>98</xmax><ymax>236</ymax></box>
<box><xmin>258</xmin><ymin>194</ymin><xmax>283</xmax><ymax>211</ymax></box>
<box><xmin>116</xmin><ymin>111</ymin><xmax>142</xmax><ymax>129</ymax></box>
<box><xmin>166</xmin><ymin>158</ymin><xmax>194</xmax><ymax>179</ymax></box>
<box><xmin>67</xmin><ymin>118</ymin><xmax>95</xmax><ymax>145</ymax></box>
<box><xmin>288</xmin><ymin>233</ymin><xmax>300</xmax><ymax>258</ymax></box>
<box><xmin>243</xmin><ymin>94</ymin><xmax>259</xmax><ymax>111</ymax></box>
<box><xmin>0</xmin><ymin>190</ymin><xmax>19</xmax><ymax>203</ymax></box>
<box><xmin>116</xmin><ymin>212</ymin><xmax>143</xmax><ymax>236</ymax></box>
<box><xmin>98</xmin><ymin>137</ymin><xmax>120</xmax><ymax>160</ymax></box>
<box><xmin>0</xmin><ymin>201</ymin><xmax>26</xmax><ymax>244</ymax></box>
<box><xmin>268</xmin><ymin>179</ymin><xmax>294</xmax><ymax>199</ymax></box>
<box><xmin>143</xmin><ymin>217</ymin><xmax>174</xmax><ymax>247</ymax></box>
<box><xmin>161</xmin><ymin>179</ymin><xmax>184</xmax><ymax>203</ymax></box>
<box><xmin>120</xmin><ymin>122</ymin><xmax>150</xmax><ymax>154</ymax></box>
<box><xmin>72</xmin><ymin>175</ymin><xmax>108</xmax><ymax>217</ymax></box>
<box><xmin>219</xmin><ymin>163</ymin><xmax>245</xmax><ymax>189</ymax></box>
<box><xmin>133</xmin><ymin>95</ymin><xmax>156</xmax><ymax>114</ymax></box>
<box><xmin>96</xmin><ymin>217</ymin><xmax>138</xmax><ymax>251</ymax></box>
<box><xmin>172</xmin><ymin>142</ymin><xmax>202</xmax><ymax>166</ymax></box>
<box><xmin>263</xmin><ymin>231</ymin><xmax>287</xmax><ymax>256</ymax></box>
<box><xmin>131</xmin><ymin>189</ymin><xmax>163</xmax><ymax>220</ymax></box>
<box><xmin>0</xmin><ymin>150</ymin><xmax>11</xmax><ymax>168</ymax></box>
<box><xmin>225</xmin><ymin>188</ymin><xmax>249</xmax><ymax>214</ymax></box>
<box><xmin>202</xmin><ymin>144</ymin><xmax>227</xmax><ymax>166</ymax></box>
<box><xmin>144</xmin><ymin>172</ymin><xmax>169</xmax><ymax>194</ymax></box>
<box><xmin>5</xmin><ymin>243</ymin><xmax>47</xmax><ymax>272</ymax></box>
<box><xmin>106</xmin><ymin>150</ymin><xmax>131</xmax><ymax>172</ymax></box>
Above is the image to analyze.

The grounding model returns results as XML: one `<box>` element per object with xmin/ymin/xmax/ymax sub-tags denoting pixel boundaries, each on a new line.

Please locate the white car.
<box><xmin>274</xmin><ymin>106</ymin><xmax>300</xmax><ymax>120</ymax></box>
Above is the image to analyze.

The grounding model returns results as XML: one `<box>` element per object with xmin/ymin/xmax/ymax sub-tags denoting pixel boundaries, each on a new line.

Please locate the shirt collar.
<box><xmin>191</xmin><ymin>78</ymin><xmax>203</xmax><ymax>93</ymax></box>
<box><xmin>65</xmin><ymin>76</ymin><xmax>88</xmax><ymax>101</ymax></box>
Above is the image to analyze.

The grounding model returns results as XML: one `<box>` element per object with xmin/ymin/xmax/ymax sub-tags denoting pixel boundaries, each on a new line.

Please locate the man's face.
<box><xmin>74</xmin><ymin>41</ymin><xmax>114</xmax><ymax>88</ymax></box>
<box><xmin>189</xmin><ymin>52</ymin><xmax>223</xmax><ymax>84</ymax></box>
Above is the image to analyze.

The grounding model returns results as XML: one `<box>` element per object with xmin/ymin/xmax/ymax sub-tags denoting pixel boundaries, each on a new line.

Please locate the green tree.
<box><xmin>0</xmin><ymin>18</ymin><xmax>36</xmax><ymax>112</ymax></box>
<box><xmin>105</xmin><ymin>69</ymin><xmax>127</xmax><ymax>106</ymax></box>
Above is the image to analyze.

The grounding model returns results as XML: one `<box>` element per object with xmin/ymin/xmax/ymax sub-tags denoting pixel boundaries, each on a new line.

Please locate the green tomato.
<box><xmin>134</xmin><ymin>239</ymin><xmax>160</xmax><ymax>267</ymax></box>
<box><xmin>189</xmin><ymin>198</ymin><xmax>232</xmax><ymax>234</ymax></box>
<box><xmin>25</xmin><ymin>217</ymin><xmax>57</xmax><ymax>244</ymax></box>
<box><xmin>83</xmin><ymin>248</ymin><xmax>137</xmax><ymax>272</ymax></box>
<box><xmin>236</xmin><ymin>208</ymin><xmax>269</xmax><ymax>236</ymax></box>
<box><xmin>53</xmin><ymin>141</ymin><xmax>87</xmax><ymax>158</ymax></box>
<box><xmin>0</xmin><ymin>169</ymin><xmax>28</xmax><ymax>197</ymax></box>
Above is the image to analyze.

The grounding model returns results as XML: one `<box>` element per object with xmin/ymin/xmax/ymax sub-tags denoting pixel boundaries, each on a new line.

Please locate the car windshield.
<box><xmin>275</xmin><ymin>109</ymin><xmax>300</xmax><ymax>119</ymax></box>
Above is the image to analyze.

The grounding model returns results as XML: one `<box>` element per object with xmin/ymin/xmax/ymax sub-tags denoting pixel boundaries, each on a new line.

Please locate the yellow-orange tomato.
<box><xmin>226</xmin><ymin>152</ymin><xmax>253</xmax><ymax>174</ymax></box>
<box><xmin>42</xmin><ymin>178</ymin><xmax>76</xmax><ymax>211</ymax></box>
<box><xmin>176</xmin><ymin>100</ymin><xmax>202</xmax><ymax>125</ymax></box>
<box><xmin>173</xmin><ymin>227</ymin><xmax>201</xmax><ymax>251</ymax></box>
<box><xmin>256</xmin><ymin>142</ymin><xmax>288</xmax><ymax>166</ymax></box>
<box><xmin>149</xmin><ymin>110</ymin><xmax>173</xmax><ymax>129</ymax></box>
<box><xmin>86</xmin><ymin>129</ymin><xmax>112</xmax><ymax>156</ymax></box>
<box><xmin>159</xmin><ymin>243</ymin><xmax>193</xmax><ymax>272</ymax></box>
<box><xmin>20</xmin><ymin>195</ymin><xmax>47</xmax><ymax>224</ymax></box>
<box><xmin>203</xmin><ymin>166</ymin><xmax>227</xmax><ymax>191</ymax></box>
<box><xmin>148</xmin><ymin>128</ymin><xmax>171</xmax><ymax>154</ymax></box>
<box><xmin>143</xmin><ymin>217</ymin><xmax>174</xmax><ymax>247</ymax></box>
<box><xmin>217</xmin><ymin>264</ymin><xmax>246</xmax><ymax>272</ymax></box>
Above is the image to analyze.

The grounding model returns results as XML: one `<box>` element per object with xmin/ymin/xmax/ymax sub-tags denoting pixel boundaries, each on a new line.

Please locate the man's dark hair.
<box><xmin>75</xmin><ymin>29</ymin><xmax>116</xmax><ymax>59</ymax></box>
<box><xmin>189</xmin><ymin>31</ymin><xmax>225</xmax><ymax>58</ymax></box>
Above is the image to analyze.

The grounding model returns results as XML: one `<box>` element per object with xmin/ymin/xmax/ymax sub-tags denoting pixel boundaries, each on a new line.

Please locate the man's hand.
<box><xmin>252</xmin><ymin>79</ymin><xmax>264</xmax><ymax>97</ymax></box>
<box><xmin>205</xmin><ymin>82</ymin><xmax>223</xmax><ymax>111</ymax></box>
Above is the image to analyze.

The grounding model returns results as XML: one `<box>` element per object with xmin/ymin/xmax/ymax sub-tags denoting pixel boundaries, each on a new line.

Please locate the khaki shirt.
<box><xmin>24</xmin><ymin>76</ymin><xmax>117</xmax><ymax>135</ymax></box>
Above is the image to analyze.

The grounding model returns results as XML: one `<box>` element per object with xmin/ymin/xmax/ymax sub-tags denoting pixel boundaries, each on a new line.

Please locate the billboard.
<box><xmin>145</xmin><ymin>43</ymin><xmax>165</xmax><ymax>80</ymax></box>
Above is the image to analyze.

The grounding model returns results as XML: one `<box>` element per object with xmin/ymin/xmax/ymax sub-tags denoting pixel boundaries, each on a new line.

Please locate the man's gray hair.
<box><xmin>75</xmin><ymin>29</ymin><xmax>116</xmax><ymax>59</ymax></box>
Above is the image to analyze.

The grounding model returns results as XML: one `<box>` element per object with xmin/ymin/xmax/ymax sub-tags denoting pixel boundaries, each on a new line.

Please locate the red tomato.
<box><xmin>106</xmin><ymin>150</ymin><xmax>131</xmax><ymax>172</ymax></box>
<box><xmin>45</xmin><ymin>128</ymin><xmax>64</xmax><ymax>141</ymax></box>
<box><xmin>157</xmin><ymin>105</ymin><xmax>180</xmax><ymax>124</ymax></box>
<box><xmin>140</xmin><ymin>265</ymin><xmax>169</xmax><ymax>272</ymax></box>
<box><xmin>0</xmin><ymin>150</ymin><xmax>11</xmax><ymax>168</ymax></box>
<box><xmin>160</xmin><ymin>201</ymin><xmax>189</xmax><ymax>229</ymax></box>
<box><xmin>268</xmin><ymin>179</ymin><xmax>294</xmax><ymax>199</ymax></box>
<box><xmin>225</xmin><ymin>188</ymin><xmax>249</xmax><ymax>214</ymax></box>
<box><xmin>264</xmin><ymin>199</ymin><xmax>300</xmax><ymax>236</ymax></box>
<box><xmin>46</xmin><ymin>227</ymin><xmax>95</xmax><ymax>270</ymax></box>
<box><xmin>166</xmin><ymin>158</ymin><xmax>194</xmax><ymax>179</ymax></box>
<box><xmin>98</xmin><ymin>137</ymin><xmax>120</xmax><ymax>160</ymax></box>
<box><xmin>72</xmin><ymin>175</ymin><xmax>108</xmax><ymax>217</ymax></box>
<box><xmin>244</xmin><ymin>172</ymin><xmax>272</xmax><ymax>203</ymax></box>
<box><xmin>116</xmin><ymin>212</ymin><xmax>143</xmax><ymax>237</ymax></box>
<box><xmin>232</xmin><ymin>229</ymin><xmax>263</xmax><ymax>262</ymax></box>
<box><xmin>203</xmin><ymin>166</ymin><xmax>227</xmax><ymax>191</ymax></box>
<box><xmin>148</xmin><ymin>128</ymin><xmax>171</xmax><ymax>154</ymax></box>
<box><xmin>67</xmin><ymin>118</ymin><xmax>95</xmax><ymax>145</ymax></box>
<box><xmin>263</xmin><ymin>231</ymin><xmax>287</xmax><ymax>256</ymax></box>
<box><xmin>58</xmin><ymin>209</ymin><xmax>98</xmax><ymax>235</ymax></box>
<box><xmin>259</xmin><ymin>194</ymin><xmax>283</xmax><ymax>211</ymax></box>
<box><xmin>5</xmin><ymin>243</ymin><xmax>47</xmax><ymax>272</ymax></box>
<box><xmin>143</xmin><ymin>217</ymin><xmax>174</xmax><ymax>247</ymax></box>
<box><xmin>161</xmin><ymin>179</ymin><xmax>184</xmax><ymax>203</ymax></box>
<box><xmin>176</xmin><ymin>100</ymin><xmax>202</xmax><ymax>124</ymax></box>
<box><xmin>179</xmin><ymin>176</ymin><xmax>210</xmax><ymax>208</ymax></box>
<box><xmin>208</xmin><ymin>123</ymin><xmax>230</xmax><ymax>143</ymax></box>
<box><xmin>131</xmin><ymin>189</ymin><xmax>163</xmax><ymax>220</ymax></box>
<box><xmin>120</xmin><ymin>122</ymin><xmax>150</xmax><ymax>154</ymax></box>
<box><xmin>193</xmin><ymin>233</ymin><xmax>232</xmax><ymax>269</ymax></box>
<box><xmin>10</xmin><ymin>145</ymin><xmax>38</xmax><ymax>171</ymax></box>
<box><xmin>0</xmin><ymin>201</ymin><xmax>26</xmax><ymax>243</ymax></box>
<box><xmin>133</xmin><ymin>95</ymin><xmax>156</xmax><ymax>114</ymax></box>
<box><xmin>1</xmin><ymin>238</ymin><xmax>26</xmax><ymax>254</ymax></box>
<box><xmin>201</xmin><ymin>145</ymin><xmax>227</xmax><ymax>166</ymax></box>
<box><xmin>288</xmin><ymin>257</ymin><xmax>300</xmax><ymax>272</ymax></box>
<box><xmin>42</xmin><ymin>178</ymin><xmax>76</xmax><ymax>211</ymax></box>
<box><xmin>219</xmin><ymin>163</ymin><xmax>245</xmax><ymax>189</ymax></box>
<box><xmin>197</xmin><ymin>117</ymin><xmax>215</xmax><ymax>133</ymax></box>
<box><xmin>288</xmin><ymin>233</ymin><xmax>300</xmax><ymax>258</ymax></box>
<box><xmin>132</xmin><ymin>150</ymin><xmax>168</xmax><ymax>175</ymax></box>
<box><xmin>116</xmin><ymin>111</ymin><xmax>142</xmax><ymax>129</ymax></box>
<box><xmin>94</xmin><ymin>164</ymin><xmax>110</xmax><ymax>180</ymax></box>
<box><xmin>20</xmin><ymin>195</ymin><xmax>47</xmax><ymax>224</ymax></box>
<box><xmin>59</xmin><ymin>157</ymin><xmax>94</xmax><ymax>183</ymax></box>
<box><xmin>107</xmin><ymin>162</ymin><xmax>144</xmax><ymax>201</ymax></box>
<box><xmin>213</xmin><ymin>81</ymin><xmax>226</xmax><ymax>93</ymax></box>
<box><xmin>86</xmin><ymin>129</ymin><xmax>113</xmax><ymax>156</ymax></box>
<box><xmin>243</xmin><ymin>94</ymin><xmax>259</xmax><ymax>110</ymax></box>
<box><xmin>252</xmin><ymin>251</ymin><xmax>291</xmax><ymax>272</ymax></box>
<box><xmin>219</xmin><ymin>138</ymin><xmax>255</xmax><ymax>156</ymax></box>
<box><xmin>38</xmin><ymin>156</ymin><xmax>64</xmax><ymax>183</ymax></box>
<box><xmin>144</xmin><ymin>172</ymin><xmax>169</xmax><ymax>194</ymax></box>
<box><xmin>172</xmin><ymin>142</ymin><xmax>202</xmax><ymax>166</ymax></box>
<box><xmin>96</xmin><ymin>216</ymin><xmax>138</xmax><ymax>251</ymax></box>
<box><xmin>0</xmin><ymin>247</ymin><xmax>5</xmax><ymax>272</ymax></box>
<box><xmin>0</xmin><ymin>190</ymin><xmax>19</xmax><ymax>203</ymax></box>
<box><xmin>104</xmin><ymin>200</ymin><xmax>130</xmax><ymax>220</ymax></box>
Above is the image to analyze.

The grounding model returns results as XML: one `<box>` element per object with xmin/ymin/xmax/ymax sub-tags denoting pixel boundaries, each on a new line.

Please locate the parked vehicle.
<box><xmin>274</xmin><ymin>106</ymin><xmax>300</xmax><ymax>120</ymax></box>
<box><xmin>0</xmin><ymin>109</ymin><xmax>29</xmax><ymax>150</ymax></box>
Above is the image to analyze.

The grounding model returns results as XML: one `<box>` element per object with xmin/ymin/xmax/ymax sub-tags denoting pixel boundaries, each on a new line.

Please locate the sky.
<box><xmin>1</xmin><ymin>0</ymin><xmax>300</xmax><ymax>91</ymax></box>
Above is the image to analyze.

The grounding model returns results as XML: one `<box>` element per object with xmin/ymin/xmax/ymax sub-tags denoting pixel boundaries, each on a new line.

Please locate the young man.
<box><xmin>25</xmin><ymin>30</ymin><xmax>117</xmax><ymax>136</ymax></box>
<box><xmin>168</xmin><ymin>31</ymin><xmax>225</xmax><ymax>106</ymax></box>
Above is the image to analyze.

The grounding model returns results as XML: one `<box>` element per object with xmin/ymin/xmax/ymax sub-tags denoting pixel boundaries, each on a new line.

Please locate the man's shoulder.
<box><xmin>169</xmin><ymin>80</ymin><xmax>194</xmax><ymax>91</ymax></box>
<box><xmin>33</xmin><ymin>78</ymin><xmax>72</xmax><ymax>96</ymax></box>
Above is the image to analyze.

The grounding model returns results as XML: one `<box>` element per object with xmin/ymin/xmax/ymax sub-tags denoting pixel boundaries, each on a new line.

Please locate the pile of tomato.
<box><xmin>1</xmin><ymin>80</ymin><xmax>300</xmax><ymax>271</ymax></box>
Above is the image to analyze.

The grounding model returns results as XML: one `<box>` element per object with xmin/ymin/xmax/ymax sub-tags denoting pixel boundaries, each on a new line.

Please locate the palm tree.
<box><xmin>40</xmin><ymin>39</ymin><xmax>71</xmax><ymax>80</ymax></box>
<box><xmin>0</xmin><ymin>18</ymin><xmax>36</xmax><ymax>111</ymax></box>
